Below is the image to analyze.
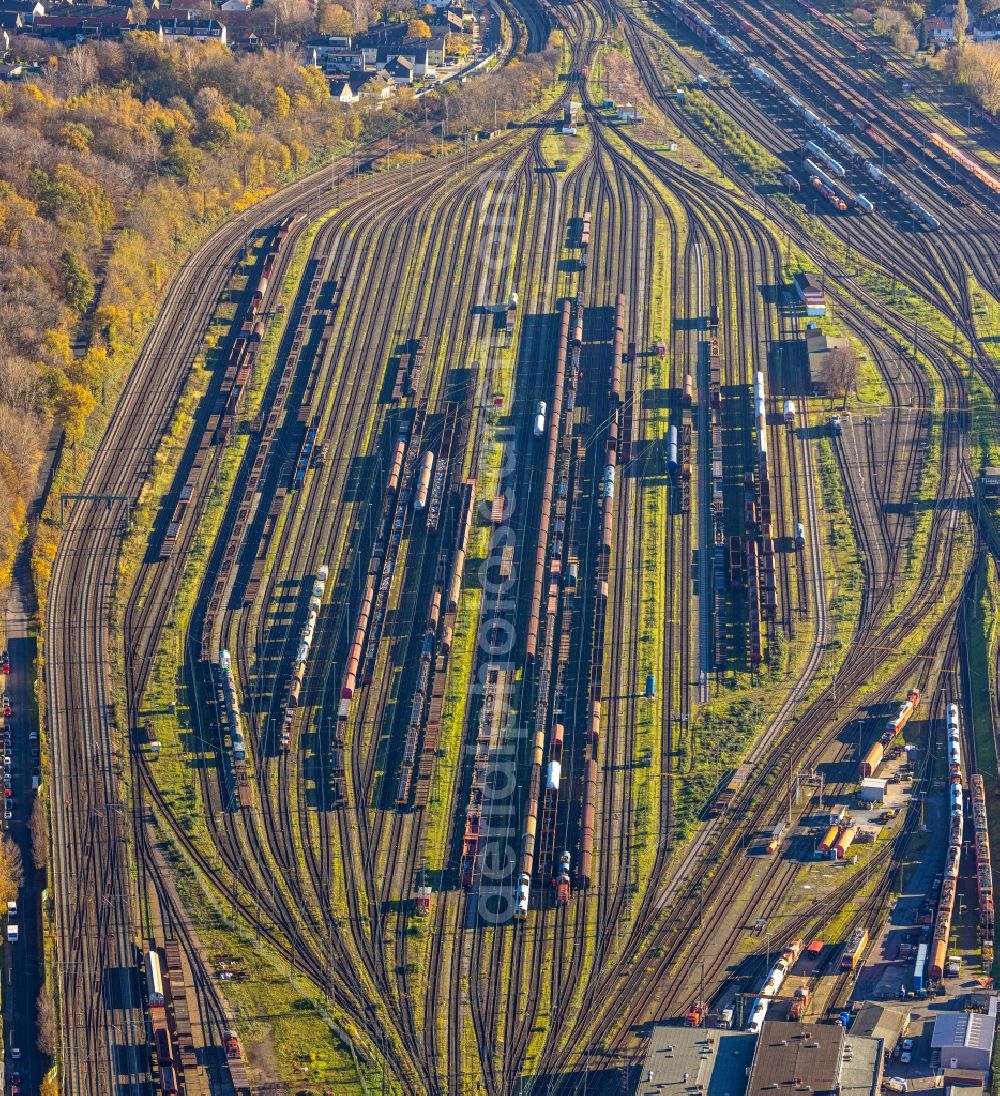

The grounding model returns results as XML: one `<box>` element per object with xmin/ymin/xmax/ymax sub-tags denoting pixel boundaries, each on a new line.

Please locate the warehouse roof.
<box><xmin>932</xmin><ymin>998</ymin><xmax>997</xmax><ymax>1052</ymax></box>
<box><xmin>851</xmin><ymin>1003</ymin><xmax>909</xmax><ymax>1048</ymax></box>
<box><xmin>747</xmin><ymin>1022</ymin><xmax>844</xmax><ymax>1096</ymax></box>
<box><xmin>839</xmin><ymin>1033</ymin><xmax>884</xmax><ymax>1096</ymax></box>
<box><xmin>635</xmin><ymin>1027</ymin><xmax>756</xmax><ymax>1096</ymax></box>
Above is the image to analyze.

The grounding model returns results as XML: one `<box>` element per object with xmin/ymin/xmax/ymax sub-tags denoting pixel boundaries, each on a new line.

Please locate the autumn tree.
<box><xmin>959</xmin><ymin>41</ymin><xmax>1000</xmax><ymax>112</ymax></box>
<box><xmin>0</xmin><ymin>406</ymin><xmax>43</xmax><ymax>492</ymax></box>
<box><xmin>57</xmin><ymin>122</ymin><xmax>94</xmax><ymax>152</ymax></box>
<box><xmin>407</xmin><ymin>17</ymin><xmax>432</xmax><ymax>37</ymax></box>
<box><xmin>953</xmin><ymin>0</ymin><xmax>968</xmax><ymax>48</ymax></box>
<box><xmin>0</xmin><ymin>836</ymin><xmax>23</xmax><ymax>905</ymax></box>
<box><xmin>49</xmin><ymin>375</ymin><xmax>96</xmax><ymax>447</ymax></box>
<box><xmin>316</xmin><ymin>0</ymin><xmax>354</xmax><ymax>34</ymax></box>
<box><xmin>60</xmin><ymin>250</ymin><xmax>95</xmax><ymax>314</ymax></box>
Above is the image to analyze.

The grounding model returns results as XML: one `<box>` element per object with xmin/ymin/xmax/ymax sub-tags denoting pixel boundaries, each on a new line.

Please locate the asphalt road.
<box><xmin>3</xmin><ymin>559</ymin><xmax>46</xmax><ymax>1093</ymax></box>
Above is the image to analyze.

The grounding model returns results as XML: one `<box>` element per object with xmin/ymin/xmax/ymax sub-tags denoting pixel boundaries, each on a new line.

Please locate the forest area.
<box><xmin>0</xmin><ymin>26</ymin><xmax>559</xmax><ymax>602</ymax></box>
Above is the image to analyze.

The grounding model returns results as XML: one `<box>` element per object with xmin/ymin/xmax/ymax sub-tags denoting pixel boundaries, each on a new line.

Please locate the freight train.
<box><xmin>667</xmin><ymin>0</ymin><xmax>942</xmax><ymax>226</ymax></box>
<box><xmin>142</xmin><ymin>950</ymin><xmax>178</xmax><ymax>1095</ymax></box>
<box><xmin>579</xmin><ymin>211</ymin><xmax>592</xmax><ymax>268</ymax></box>
<box><xmin>161</xmin><ymin>213</ymin><xmax>303</xmax><ymax>558</ymax></box>
<box><xmin>928</xmin><ymin>132</ymin><xmax>1000</xmax><ymax>197</ymax></box>
<box><xmin>789</xmin><ymin>0</ymin><xmax>883</xmax><ymax>59</ymax></box>
<box><xmin>746</xmin><ymin>370</ymin><xmax>776</xmax><ymax>659</ymax></box>
<box><xmin>518</xmin><ymin>298</ymin><xmax>582</xmax><ymax>904</ymax></box>
<box><xmin>745</xmin><ymin>938</ymin><xmax>803</xmax><ymax>1032</ymax></box>
<box><xmin>929</xmin><ymin>702</ymin><xmax>965</xmax><ymax>982</ymax></box>
<box><xmin>578</xmin><ymin>294</ymin><xmax>626</xmax><ymax>888</ymax></box>
<box><xmin>280</xmin><ymin>565</ymin><xmax>327</xmax><ymax>749</ymax></box>
<box><xmin>970</xmin><ymin>772</ymin><xmax>994</xmax><ymax>938</ymax></box>
<box><xmin>858</xmin><ymin>687</ymin><xmax>920</xmax><ymax>777</ymax></box>
<box><xmin>214</xmin><ymin>650</ymin><xmax>250</xmax><ymax>805</ymax></box>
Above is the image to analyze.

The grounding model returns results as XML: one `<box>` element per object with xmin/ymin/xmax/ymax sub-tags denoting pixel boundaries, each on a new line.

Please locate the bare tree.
<box><xmin>37</xmin><ymin>986</ymin><xmax>57</xmax><ymax>1057</ymax></box>
<box><xmin>826</xmin><ymin>346</ymin><xmax>858</xmax><ymax>409</ymax></box>
<box><xmin>57</xmin><ymin>44</ymin><xmax>99</xmax><ymax>97</ymax></box>
<box><xmin>30</xmin><ymin>797</ymin><xmax>49</xmax><ymax>872</ymax></box>
<box><xmin>0</xmin><ymin>356</ymin><xmax>43</xmax><ymax>415</ymax></box>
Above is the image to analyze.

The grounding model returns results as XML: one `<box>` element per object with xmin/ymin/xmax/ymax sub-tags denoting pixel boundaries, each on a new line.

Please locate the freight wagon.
<box><xmin>710</xmin><ymin>763</ymin><xmax>752</xmax><ymax>816</ymax></box>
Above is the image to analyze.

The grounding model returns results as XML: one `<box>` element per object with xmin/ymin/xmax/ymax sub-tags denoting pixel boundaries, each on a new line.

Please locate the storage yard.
<box><xmin>33</xmin><ymin>0</ymin><xmax>1000</xmax><ymax>1089</ymax></box>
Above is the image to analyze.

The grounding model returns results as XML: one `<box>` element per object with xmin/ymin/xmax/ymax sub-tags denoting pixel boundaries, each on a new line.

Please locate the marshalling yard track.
<box><xmin>43</xmin><ymin>0</ymin><xmax>999</xmax><ymax>1088</ymax></box>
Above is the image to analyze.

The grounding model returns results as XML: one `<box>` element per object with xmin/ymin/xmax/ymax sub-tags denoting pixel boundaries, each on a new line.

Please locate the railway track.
<box><xmin>45</xmin><ymin>0</ymin><xmax>994</xmax><ymax>1087</ymax></box>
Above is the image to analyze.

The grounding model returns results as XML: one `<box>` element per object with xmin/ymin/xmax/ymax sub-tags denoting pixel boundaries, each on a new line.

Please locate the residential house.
<box><xmin>434</xmin><ymin>8</ymin><xmax>462</xmax><ymax>33</ymax></box>
<box><xmin>922</xmin><ymin>15</ymin><xmax>955</xmax><ymax>45</ymax></box>
<box><xmin>383</xmin><ymin>54</ymin><xmax>413</xmax><ymax>83</ymax></box>
<box><xmin>329</xmin><ymin>77</ymin><xmax>359</xmax><ymax>102</ymax></box>
<box><xmin>375</xmin><ymin>41</ymin><xmax>437</xmax><ymax>75</ymax></box>
<box><xmin>355</xmin><ymin>19</ymin><xmax>408</xmax><ymax>47</ymax></box>
<box><xmin>208</xmin><ymin>8</ymin><xmax>271</xmax><ymax>47</ymax></box>
<box><xmin>353</xmin><ymin>70</ymin><xmax>393</xmax><ymax>99</ymax></box>
<box><xmin>32</xmin><ymin>7</ymin><xmax>133</xmax><ymax>38</ymax></box>
<box><xmin>1</xmin><ymin>0</ymin><xmax>43</xmax><ymax>16</ymax></box>
<box><xmin>0</xmin><ymin>10</ymin><xmax>24</xmax><ymax>29</ymax></box>
<box><xmin>228</xmin><ymin>26</ymin><xmax>263</xmax><ymax>50</ymax></box>
<box><xmin>973</xmin><ymin>12</ymin><xmax>1000</xmax><ymax>40</ymax></box>
<box><xmin>42</xmin><ymin>4</ymin><xmax>134</xmax><ymax>22</ymax></box>
<box><xmin>301</xmin><ymin>34</ymin><xmax>369</xmax><ymax>72</ymax></box>
<box><xmin>374</xmin><ymin>35</ymin><xmax>446</xmax><ymax>68</ymax></box>
<box><xmin>220</xmin><ymin>0</ymin><xmax>250</xmax><ymax>12</ymax></box>
<box><xmin>417</xmin><ymin>34</ymin><xmax>446</xmax><ymax>64</ymax></box>
<box><xmin>301</xmin><ymin>31</ymin><xmax>350</xmax><ymax>53</ymax></box>
<box><xmin>139</xmin><ymin>15</ymin><xmax>226</xmax><ymax>43</ymax></box>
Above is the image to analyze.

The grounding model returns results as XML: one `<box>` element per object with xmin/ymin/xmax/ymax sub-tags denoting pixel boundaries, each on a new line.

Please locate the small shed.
<box><xmin>980</xmin><ymin>467</ymin><xmax>1000</xmax><ymax>497</ymax></box>
<box><xmin>793</xmin><ymin>271</ymin><xmax>826</xmax><ymax>316</ymax></box>
<box><xmin>859</xmin><ymin>777</ymin><xmax>887</xmax><ymax>802</ymax></box>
